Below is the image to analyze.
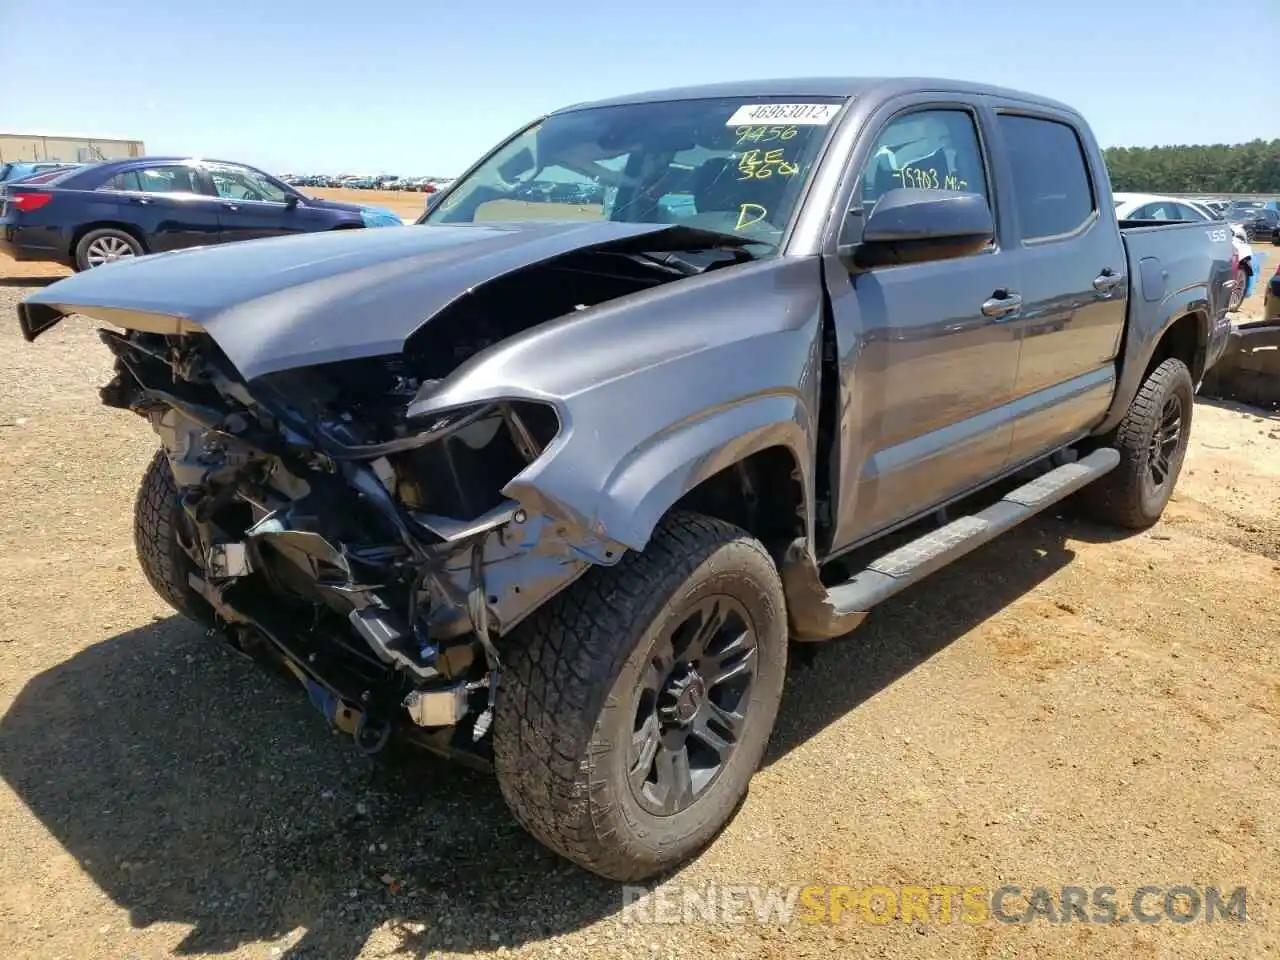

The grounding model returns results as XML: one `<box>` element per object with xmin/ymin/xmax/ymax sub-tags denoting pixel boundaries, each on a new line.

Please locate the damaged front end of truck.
<box><xmin>105</xmin><ymin>327</ymin><xmax>589</xmax><ymax>762</ymax></box>
<box><xmin>17</xmin><ymin>221</ymin><xmax>783</xmax><ymax>764</ymax></box>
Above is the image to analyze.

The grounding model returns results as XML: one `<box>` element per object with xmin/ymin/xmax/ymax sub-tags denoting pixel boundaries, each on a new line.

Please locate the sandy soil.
<box><xmin>307</xmin><ymin>187</ymin><xmax>429</xmax><ymax>221</ymax></box>
<box><xmin>0</xmin><ymin>246</ymin><xmax>1276</xmax><ymax>960</ymax></box>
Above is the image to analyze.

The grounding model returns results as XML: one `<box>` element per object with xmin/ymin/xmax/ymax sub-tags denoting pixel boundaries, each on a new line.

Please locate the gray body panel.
<box><xmin>1096</xmin><ymin>220</ymin><xmax>1234</xmax><ymax>434</ymax></box>
<box><xmin>796</xmin><ymin>84</ymin><xmax>1230</xmax><ymax>553</ymax></box>
<box><xmin>409</xmin><ymin>257</ymin><xmax>824</xmax><ymax>554</ymax></box>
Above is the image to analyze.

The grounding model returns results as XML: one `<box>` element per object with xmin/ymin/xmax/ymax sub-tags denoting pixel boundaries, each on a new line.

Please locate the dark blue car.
<box><xmin>0</xmin><ymin>156</ymin><xmax>402</xmax><ymax>270</ymax></box>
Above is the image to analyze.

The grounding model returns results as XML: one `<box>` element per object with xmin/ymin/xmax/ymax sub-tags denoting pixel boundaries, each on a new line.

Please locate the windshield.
<box><xmin>425</xmin><ymin>96</ymin><xmax>846</xmax><ymax>253</ymax></box>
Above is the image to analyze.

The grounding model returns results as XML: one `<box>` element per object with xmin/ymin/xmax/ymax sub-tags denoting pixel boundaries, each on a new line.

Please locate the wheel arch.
<box><xmin>1147</xmin><ymin>310</ymin><xmax>1207</xmax><ymax>383</ymax></box>
<box><xmin>541</xmin><ymin>394</ymin><xmax>816</xmax><ymax>558</ymax></box>
<box><xmin>1094</xmin><ymin>307</ymin><xmax>1209</xmax><ymax>437</ymax></box>
<box><xmin>70</xmin><ymin>221</ymin><xmax>149</xmax><ymax>260</ymax></box>
<box><xmin>667</xmin><ymin>440</ymin><xmax>808</xmax><ymax>562</ymax></box>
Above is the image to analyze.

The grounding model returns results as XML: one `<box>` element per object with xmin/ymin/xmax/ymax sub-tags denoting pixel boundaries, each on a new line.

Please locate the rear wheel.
<box><xmin>1081</xmin><ymin>357</ymin><xmax>1194</xmax><ymax>529</ymax></box>
<box><xmin>134</xmin><ymin>450</ymin><xmax>212</xmax><ymax>624</ymax></box>
<box><xmin>493</xmin><ymin>512</ymin><xmax>788</xmax><ymax>881</ymax></box>
<box><xmin>1229</xmin><ymin>261</ymin><xmax>1250</xmax><ymax>312</ymax></box>
<box><xmin>75</xmin><ymin>227</ymin><xmax>143</xmax><ymax>271</ymax></box>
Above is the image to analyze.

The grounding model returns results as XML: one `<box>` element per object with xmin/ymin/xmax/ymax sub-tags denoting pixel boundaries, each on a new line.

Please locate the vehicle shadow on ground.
<box><xmin>1196</xmin><ymin>395</ymin><xmax>1280</xmax><ymax>420</ymax></box>
<box><xmin>0</xmin><ymin>513</ymin><xmax>1122</xmax><ymax>958</ymax></box>
<box><xmin>766</xmin><ymin>511</ymin><xmax>1122</xmax><ymax>764</ymax></box>
<box><xmin>0</xmin><ymin>276</ymin><xmax>61</xmax><ymax>287</ymax></box>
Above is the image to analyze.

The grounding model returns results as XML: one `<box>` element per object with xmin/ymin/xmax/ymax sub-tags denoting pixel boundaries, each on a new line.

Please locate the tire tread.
<box><xmin>1083</xmin><ymin>357</ymin><xmax>1193</xmax><ymax>529</ymax></box>
<box><xmin>133</xmin><ymin>450</ymin><xmax>209</xmax><ymax>622</ymax></box>
<box><xmin>493</xmin><ymin>511</ymin><xmax>782</xmax><ymax>880</ymax></box>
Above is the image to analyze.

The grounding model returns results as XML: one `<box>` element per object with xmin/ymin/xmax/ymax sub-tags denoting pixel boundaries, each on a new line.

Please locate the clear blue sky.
<box><xmin>3</xmin><ymin>0</ymin><xmax>1275</xmax><ymax>176</ymax></box>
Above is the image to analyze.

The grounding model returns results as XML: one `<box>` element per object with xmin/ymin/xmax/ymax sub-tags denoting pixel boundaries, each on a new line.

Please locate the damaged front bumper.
<box><xmin>100</xmin><ymin>327</ymin><xmax>613</xmax><ymax>764</ymax></box>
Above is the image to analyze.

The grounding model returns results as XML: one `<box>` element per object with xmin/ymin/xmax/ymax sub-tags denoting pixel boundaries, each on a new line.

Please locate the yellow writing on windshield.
<box><xmin>738</xmin><ymin>148</ymin><xmax>799</xmax><ymax>180</ymax></box>
<box><xmin>734</xmin><ymin>125</ymin><xmax>798</xmax><ymax>146</ymax></box>
<box><xmin>735</xmin><ymin>203</ymin><xmax>768</xmax><ymax>230</ymax></box>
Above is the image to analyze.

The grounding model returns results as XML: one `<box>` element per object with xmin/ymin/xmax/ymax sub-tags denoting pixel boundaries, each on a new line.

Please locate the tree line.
<box><xmin>1103</xmin><ymin>139</ymin><xmax>1280</xmax><ymax>195</ymax></box>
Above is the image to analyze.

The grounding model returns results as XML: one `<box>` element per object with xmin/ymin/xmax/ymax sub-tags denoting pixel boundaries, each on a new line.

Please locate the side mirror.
<box><xmin>284</xmin><ymin>193</ymin><xmax>300</xmax><ymax>209</ymax></box>
<box><xmin>849</xmin><ymin>188</ymin><xmax>993</xmax><ymax>268</ymax></box>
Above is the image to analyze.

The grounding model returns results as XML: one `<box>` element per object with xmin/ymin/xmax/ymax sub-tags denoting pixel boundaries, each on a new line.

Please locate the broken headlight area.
<box><xmin>99</xmin><ymin>327</ymin><xmax>592</xmax><ymax>765</ymax></box>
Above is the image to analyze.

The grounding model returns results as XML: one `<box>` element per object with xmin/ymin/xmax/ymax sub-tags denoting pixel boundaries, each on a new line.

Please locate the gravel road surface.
<box><xmin>0</xmin><ymin>262</ymin><xmax>1277</xmax><ymax>959</ymax></box>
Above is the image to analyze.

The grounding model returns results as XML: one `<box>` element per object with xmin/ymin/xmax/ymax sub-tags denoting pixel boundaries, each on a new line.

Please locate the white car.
<box><xmin>1113</xmin><ymin>192</ymin><xmax>1253</xmax><ymax>310</ymax></box>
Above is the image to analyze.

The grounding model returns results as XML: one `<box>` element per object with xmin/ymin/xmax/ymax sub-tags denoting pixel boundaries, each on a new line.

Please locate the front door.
<box><xmin>825</xmin><ymin>102</ymin><xmax>1023</xmax><ymax>552</ymax></box>
<box><xmin>203</xmin><ymin>163</ymin><xmax>307</xmax><ymax>242</ymax></box>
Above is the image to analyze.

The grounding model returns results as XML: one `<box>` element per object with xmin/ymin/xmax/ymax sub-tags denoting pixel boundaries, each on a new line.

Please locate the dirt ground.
<box><xmin>310</xmin><ymin>187</ymin><xmax>429</xmax><ymax>222</ymax></box>
<box><xmin>0</xmin><ymin>245</ymin><xmax>1277</xmax><ymax>960</ymax></box>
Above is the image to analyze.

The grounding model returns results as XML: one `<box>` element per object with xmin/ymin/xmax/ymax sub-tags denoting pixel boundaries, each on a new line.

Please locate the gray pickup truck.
<box><xmin>18</xmin><ymin>77</ymin><xmax>1232</xmax><ymax>881</ymax></box>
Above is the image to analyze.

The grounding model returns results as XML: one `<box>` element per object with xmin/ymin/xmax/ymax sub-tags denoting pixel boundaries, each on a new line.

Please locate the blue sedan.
<box><xmin>0</xmin><ymin>156</ymin><xmax>402</xmax><ymax>270</ymax></box>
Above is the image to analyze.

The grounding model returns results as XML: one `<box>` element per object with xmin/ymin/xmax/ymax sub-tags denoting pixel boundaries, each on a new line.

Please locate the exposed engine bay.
<box><xmin>88</xmin><ymin>236</ymin><xmax>751</xmax><ymax>763</ymax></box>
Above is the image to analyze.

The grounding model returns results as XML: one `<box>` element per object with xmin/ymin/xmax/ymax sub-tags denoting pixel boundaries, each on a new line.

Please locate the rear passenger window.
<box><xmin>997</xmin><ymin>115</ymin><xmax>1096</xmax><ymax>241</ymax></box>
<box><xmin>100</xmin><ymin>167</ymin><xmax>199</xmax><ymax>194</ymax></box>
<box><xmin>859</xmin><ymin>109</ymin><xmax>990</xmax><ymax>212</ymax></box>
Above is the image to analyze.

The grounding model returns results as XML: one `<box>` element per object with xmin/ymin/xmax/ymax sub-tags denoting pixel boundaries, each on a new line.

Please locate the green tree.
<box><xmin>1102</xmin><ymin>140</ymin><xmax>1280</xmax><ymax>194</ymax></box>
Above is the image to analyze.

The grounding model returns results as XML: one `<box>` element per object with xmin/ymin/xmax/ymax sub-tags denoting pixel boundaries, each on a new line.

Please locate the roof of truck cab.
<box><xmin>556</xmin><ymin>77</ymin><xmax>1078</xmax><ymax>114</ymax></box>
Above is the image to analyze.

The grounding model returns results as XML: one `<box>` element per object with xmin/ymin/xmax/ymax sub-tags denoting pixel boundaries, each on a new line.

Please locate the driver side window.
<box><xmin>857</xmin><ymin>108</ymin><xmax>990</xmax><ymax>213</ymax></box>
<box><xmin>208</xmin><ymin>166</ymin><xmax>288</xmax><ymax>203</ymax></box>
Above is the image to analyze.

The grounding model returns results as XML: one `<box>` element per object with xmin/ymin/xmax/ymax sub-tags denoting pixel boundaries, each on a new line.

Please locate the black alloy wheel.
<box><xmin>1147</xmin><ymin>394</ymin><xmax>1183</xmax><ymax>492</ymax></box>
<box><xmin>628</xmin><ymin>595</ymin><xmax>757</xmax><ymax>816</ymax></box>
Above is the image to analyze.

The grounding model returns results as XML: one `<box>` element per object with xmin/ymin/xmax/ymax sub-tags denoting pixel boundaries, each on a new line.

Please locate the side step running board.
<box><xmin>798</xmin><ymin>448</ymin><xmax>1120</xmax><ymax>637</ymax></box>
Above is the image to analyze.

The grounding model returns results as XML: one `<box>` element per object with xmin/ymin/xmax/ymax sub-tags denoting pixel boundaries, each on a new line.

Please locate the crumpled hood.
<box><xmin>18</xmin><ymin>220</ymin><xmax>720</xmax><ymax>381</ymax></box>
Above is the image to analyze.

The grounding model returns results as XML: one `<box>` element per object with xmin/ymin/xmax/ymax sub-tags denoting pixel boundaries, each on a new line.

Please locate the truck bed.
<box><xmin>1098</xmin><ymin>217</ymin><xmax>1234</xmax><ymax>437</ymax></box>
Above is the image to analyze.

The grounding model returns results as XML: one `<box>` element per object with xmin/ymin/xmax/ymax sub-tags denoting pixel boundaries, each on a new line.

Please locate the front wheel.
<box><xmin>134</xmin><ymin>450</ymin><xmax>212</xmax><ymax>624</ymax></box>
<box><xmin>493</xmin><ymin>512</ymin><xmax>788</xmax><ymax>881</ymax></box>
<box><xmin>1081</xmin><ymin>357</ymin><xmax>1194</xmax><ymax>530</ymax></box>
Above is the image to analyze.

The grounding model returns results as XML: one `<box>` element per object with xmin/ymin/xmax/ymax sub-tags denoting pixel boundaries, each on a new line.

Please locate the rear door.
<box><xmin>96</xmin><ymin>163</ymin><xmax>223</xmax><ymax>252</ymax></box>
<box><xmin>824</xmin><ymin>98</ymin><xmax>1023</xmax><ymax>550</ymax></box>
<box><xmin>990</xmin><ymin>111</ymin><xmax>1128</xmax><ymax>464</ymax></box>
<box><xmin>204</xmin><ymin>164</ymin><xmax>311</xmax><ymax>242</ymax></box>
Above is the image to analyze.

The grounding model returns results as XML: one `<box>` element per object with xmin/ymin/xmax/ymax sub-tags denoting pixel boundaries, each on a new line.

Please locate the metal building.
<box><xmin>0</xmin><ymin>132</ymin><xmax>145</xmax><ymax>164</ymax></box>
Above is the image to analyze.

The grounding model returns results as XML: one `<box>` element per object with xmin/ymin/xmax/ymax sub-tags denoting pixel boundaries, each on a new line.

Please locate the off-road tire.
<box><xmin>134</xmin><ymin>450</ymin><xmax>211</xmax><ymax>624</ymax></box>
<box><xmin>1082</xmin><ymin>357</ymin><xmax>1195</xmax><ymax>529</ymax></box>
<box><xmin>493</xmin><ymin>511</ymin><xmax>788</xmax><ymax>881</ymax></box>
